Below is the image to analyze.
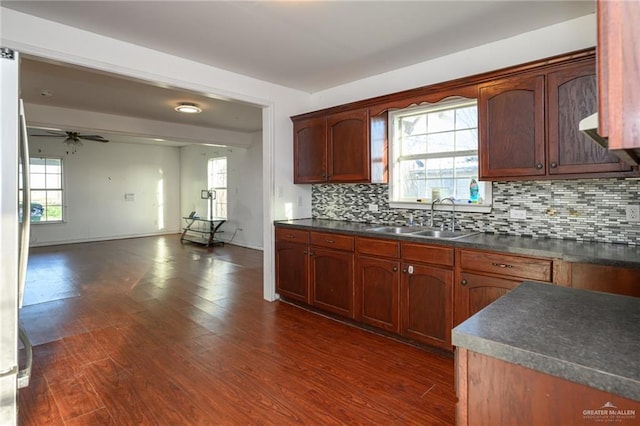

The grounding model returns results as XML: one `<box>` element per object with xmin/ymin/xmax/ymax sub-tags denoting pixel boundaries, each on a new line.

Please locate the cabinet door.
<box><xmin>598</xmin><ymin>0</ymin><xmax>640</xmax><ymax>152</ymax></box>
<box><xmin>400</xmin><ymin>263</ymin><xmax>453</xmax><ymax>350</ymax></box>
<box><xmin>356</xmin><ymin>256</ymin><xmax>400</xmax><ymax>333</ymax></box>
<box><xmin>293</xmin><ymin>116</ymin><xmax>326</xmax><ymax>183</ymax></box>
<box><xmin>570</xmin><ymin>263</ymin><xmax>640</xmax><ymax>298</ymax></box>
<box><xmin>275</xmin><ymin>241</ymin><xmax>309</xmax><ymax>303</ymax></box>
<box><xmin>479</xmin><ymin>74</ymin><xmax>546</xmax><ymax>178</ymax></box>
<box><xmin>454</xmin><ymin>272</ymin><xmax>522</xmax><ymax>326</ymax></box>
<box><xmin>327</xmin><ymin>109</ymin><xmax>370</xmax><ymax>182</ymax></box>
<box><xmin>310</xmin><ymin>247</ymin><xmax>355</xmax><ymax>318</ymax></box>
<box><xmin>547</xmin><ymin>61</ymin><xmax>633</xmax><ymax>175</ymax></box>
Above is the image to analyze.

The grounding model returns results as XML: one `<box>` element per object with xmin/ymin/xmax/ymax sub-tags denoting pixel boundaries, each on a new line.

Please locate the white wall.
<box><xmin>28</xmin><ymin>137</ymin><xmax>181</xmax><ymax>246</ymax></box>
<box><xmin>180</xmin><ymin>133</ymin><xmax>263</xmax><ymax>250</ymax></box>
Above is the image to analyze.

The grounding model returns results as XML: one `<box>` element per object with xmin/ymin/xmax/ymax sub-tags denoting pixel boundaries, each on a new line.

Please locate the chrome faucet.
<box><xmin>430</xmin><ymin>198</ymin><xmax>440</xmax><ymax>227</ymax></box>
<box><xmin>439</xmin><ymin>197</ymin><xmax>456</xmax><ymax>231</ymax></box>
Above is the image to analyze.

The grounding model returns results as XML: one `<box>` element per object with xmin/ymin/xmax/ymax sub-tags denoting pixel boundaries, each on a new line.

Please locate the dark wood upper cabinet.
<box><xmin>479</xmin><ymin>73</ymin><xmax>546</xmax><ymax>178</ymax></box>
<box><xmin>597</xmin><ymin>0</ymin><xmax>640</xmax><ymax>163</ymax></box>
<box><xmin>480</xmin><ymin>55</ymin><xmax>635</xmax><ymax>180</ymax></box>
<box><xmin>547</xmin><ymin>61</ymin><xmax>633</xmax><ymax>175</ymax></box>
<box><xmin>293</xmin><ymin>108</ymin><xmax>375</xmax><ymax>184</ymax></box>
<box><xmin>293</xmin><ymin>116</ymin><xmax>327</xmax><ymax>183</ymax></box>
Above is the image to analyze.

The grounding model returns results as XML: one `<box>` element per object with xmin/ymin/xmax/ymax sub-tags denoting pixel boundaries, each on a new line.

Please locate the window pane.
<box><xmin>46</xmin><ymin>174</ymin><xmax>61</xmax><ymax>189</ymax></box>
<box><xmin>428</xmin><ymin>109</ymin><xmax>454</xmax><ymax>132</ymax></box>
<box><xmin>30</xmin><ymin>163</ymin><xmax>46</xmax><ymax>174</ymax></box>
<box><xmin>455</xmin><ymin>129</ymin><xmax>478</xmax><ymax>151</ymax></box>
<box><xmin>455</xmin><ymin>106</ymin><xmax>478</xmax><ymax>129</ymax></box>
<box><xmin>455</xmin><ymin>155</ymin><xmax>478</xmax><ymax>179</ymax></box>
<box><xmin>400</xmin><ymin>115</ymin><xmax>426</xmax><ymax>136</ymax></box>
<box><xmin>401</xmin><ymin>134</ymin><xmax>427</xmax><ymax>156</ymax></box>
<box><xmin>31</xmin><ymin>173</ymin><xmax>46</xmax><ymax>189</ymax></box>
<box><xmin>31</xmin><ymin>190</ymin><xmax>47</xmax><ymax>205</ymax></box>
<box><xmin>427</xmin><ymin>132</ymin><xmax>455</xmax><ymax>154</ymax></box>
<box><xmin>46</xmin><ymin>190</ymin><xmax>62</xmax><ymax>205</ymax></box>
<box><xmin>399</xmin><ymin>159</ymin><xmax>426</xmax><ymax>199</ymax></box>
<box><xmin>45</xmin><ymin>205</ymin><xmax>62</xmax><ymax>221</ymax></box>
<box><xmin>45</xmin><ymin>159</ymin><xmax>62</xmax><ymax>173</ymax></box>
<box><xmin>425</xmin><ymin>157</ymin><xmax>454</xmax><ymax>197</ymax></box>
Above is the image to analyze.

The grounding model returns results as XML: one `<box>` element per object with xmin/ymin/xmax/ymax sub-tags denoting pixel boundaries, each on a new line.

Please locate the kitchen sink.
<box><xmin>366</xmin><ymin>226</ymin><xmax>480</xmax><ymax>240</ymax></box>
<box><xmin>365</xmin><ymin>226</ymin><xmax>418</xmax><ymax>234</ymax></box>
<box><xmin>409</xmin><ymin>229</ymin><xmax>480</xmax><ymax>240</ymax></box>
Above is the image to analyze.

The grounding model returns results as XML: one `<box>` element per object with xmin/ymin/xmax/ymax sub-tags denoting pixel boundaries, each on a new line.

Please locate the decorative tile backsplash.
<box><xmin>312</xmin><ymin>178</ymin><xmax>640</xmax><ymax>245</ymax></box>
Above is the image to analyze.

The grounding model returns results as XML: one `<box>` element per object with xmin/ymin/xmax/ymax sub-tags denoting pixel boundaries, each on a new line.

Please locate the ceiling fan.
<box><xmin>30</xmin><ymin>130</ymin><xmax>109</xmax><ymax>145</ymax></box>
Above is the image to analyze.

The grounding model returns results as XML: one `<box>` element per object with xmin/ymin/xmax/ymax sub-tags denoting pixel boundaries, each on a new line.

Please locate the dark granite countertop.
<box><xmin>452</xmin><ymin>281</ymin><xmax>640</xmax><ymax>401</ymax></box>
<box><xmin>274</xmin><ymin>218</ymin><xmax>640</xmax><ymax>268</ymax></box>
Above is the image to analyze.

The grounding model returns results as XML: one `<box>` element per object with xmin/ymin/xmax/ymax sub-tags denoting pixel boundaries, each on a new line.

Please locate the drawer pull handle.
<box><xmin>491</xmin><ymin>262</ymin><xmax>513</xmax><ymax>268</ymax></box>
<box><xmin>461</xmin><ymin>279</ymin><xmax>468</xmax><ymax>286</ymax></box>
<box><xmin>287</xmin><ymin>234</ymin><xmax>295</xmax><ymax>238</ymax></box>
<box><xmin>326</xmin><ymin>239</ymin><xmax>335</xmax><ymax>243</ymax></box>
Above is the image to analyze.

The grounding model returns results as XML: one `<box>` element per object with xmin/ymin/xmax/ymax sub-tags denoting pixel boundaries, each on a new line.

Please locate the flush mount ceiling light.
<box><xmin>174</xmin><ymin>102</ymin><xmax>202</xmax><ymax>114</ymax></box>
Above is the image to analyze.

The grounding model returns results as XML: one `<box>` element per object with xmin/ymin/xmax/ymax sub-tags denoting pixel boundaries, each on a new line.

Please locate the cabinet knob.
<box><xmin>461</xmin><ymin>279</ymin><xmax>468</xmax><ymax>286</ymax></box>
<box><xmin>536</xmin><ymin>163</ymin><xmax>543</xmax><ymax>169</ymax></box>
<box><xmin>303</xmin><ymin>251</ymin><xmax>308</xmax><ymax>255</ymax></box>
<box><xmin>392</xmin><ymin>266</ymin><xmax>398</xmax><ymax>272</ymax></box>
<box><xmin>402</xmin><ymin>268</ymin><xmax>408</xmax><ymax>273</ymax></box>
<box><xmin>550</xmin><ymin>162</ymin><xmax>557</xmax><ymax>168</ymax></box>
<box><xmin>309</xmin><ymin>252</ymin><xmax>315</xmax><ymax>256</ymax></box>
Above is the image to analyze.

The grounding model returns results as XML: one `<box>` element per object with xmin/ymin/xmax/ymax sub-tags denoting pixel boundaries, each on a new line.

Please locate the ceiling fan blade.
<box><xmin>80</xmin><ymin>135</ymin><xmax>109</xmax><ymax>143</ymax></box>
<box><xmin>30</xmin><ymin>131</ymin><xmax>66</xmax><ymax>137</ymax></box>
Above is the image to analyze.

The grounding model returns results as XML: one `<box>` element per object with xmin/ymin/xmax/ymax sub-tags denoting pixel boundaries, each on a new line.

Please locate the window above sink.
<box><xmin>388</xmin><ymin>97</ymin><xmax>492</xmax><ymax>213</ymax></box>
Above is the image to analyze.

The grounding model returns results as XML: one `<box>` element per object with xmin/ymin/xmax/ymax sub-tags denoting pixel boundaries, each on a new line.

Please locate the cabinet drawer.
<box><xmin>401</xmin><ymin>242</ymin><xmax>454</xmax><ymax>267</ymax></box>
<box><xmin>459</xmin><ymin>250</ymin><xmax>552</xmax><ymax>282</ymax></box>
<box><xmin>310</xmin><ymin>231</ymin><xmax>354</xmax><ymax>251</ymax></box>
<box><xmin>356</xmin><ymin>237</ymin><xmax>400</xmax><ymax>258</ymax></box>
<box><xmin>275</xmin><ymin>227</ymin><xmax>309</xmax><ymax>244</ymax></box>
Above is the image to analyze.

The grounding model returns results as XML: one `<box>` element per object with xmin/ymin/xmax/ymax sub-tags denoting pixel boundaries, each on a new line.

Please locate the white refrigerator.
<box><xmin>1</xmin><ymin>47</ymin><xmax>33</xmax><ymax>425</ymax></box>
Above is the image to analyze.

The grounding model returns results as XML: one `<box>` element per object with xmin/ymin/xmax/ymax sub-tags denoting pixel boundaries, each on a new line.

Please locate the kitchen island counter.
<box><xmin>452</xmin><ymin>281</ymin><xmax>640</xmax><ymax>401</ymax></box>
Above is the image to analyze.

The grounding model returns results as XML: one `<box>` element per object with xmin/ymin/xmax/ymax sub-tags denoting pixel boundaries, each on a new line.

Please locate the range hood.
<box><xmin>579</xmin><ymin>113</ymin><xmax>639</xmax><ymax>166</ymax></box>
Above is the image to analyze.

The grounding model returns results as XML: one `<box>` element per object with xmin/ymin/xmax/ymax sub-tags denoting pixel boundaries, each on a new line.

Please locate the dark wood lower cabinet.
<box><xmin>310</xmin><ymin>247</ymin><xmax>355</xmax><ymax>318</ymax></box>
<box><xmin>275</xmin><ymin>241</ymin><xmax>309</xmax><ymax>303</ymax></box>
<box><xmin>401</xmin><ymin>263</ymin><xmax>453</xmax><ymax>350</ymax></box>
<box><xmin>356</xmin><ymin>256</ymin><xmax>400</xmax><ymax>333</ymax></box>
<box><xmin>454</xmin><ymin>272</ymin><xmax>521</xmax><ymax>326</ymax></box>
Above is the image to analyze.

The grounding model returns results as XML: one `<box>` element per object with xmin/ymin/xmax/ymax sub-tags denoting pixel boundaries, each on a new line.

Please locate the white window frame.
<box><xmin>20</xmin><ymin>156</ymin><xmax>65</xmax><ymax>223</ymax></box>
<box><xmin>388</xmin><ymin>98</ymin><xmax>492</xmax><ymax>213</ymax></box>
<box><xmin>207</xmin><ymin>157</ymin><xmax>227</xmax><ymax>219</ymax></box>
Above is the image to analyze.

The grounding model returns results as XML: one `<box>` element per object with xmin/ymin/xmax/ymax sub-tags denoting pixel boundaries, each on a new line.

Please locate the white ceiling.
<box><xmin>3</xmin><ymin>1</ymin><xmax>595</xmax><ymax>146</ymax></box>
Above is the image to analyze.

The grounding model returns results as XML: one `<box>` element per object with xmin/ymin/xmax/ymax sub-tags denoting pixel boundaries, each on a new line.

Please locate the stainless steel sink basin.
<box><xmin>409</xmin><ymin>229</ymin><xmax>480</xmax><ymax>240</ymax></box>
<box><xmin>366</xmin><ymin>226</ymin><xmax>417</xmax><ymax>234</ymax></box>
<box><xmin>366</xmin><ymin>226</ymin><xmax>480</xmax><ymax>240</ymax></box>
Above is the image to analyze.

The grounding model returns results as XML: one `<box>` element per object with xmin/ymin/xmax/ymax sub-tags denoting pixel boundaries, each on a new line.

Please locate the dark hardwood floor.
<box><xmin>18</xmin><ymin>235</ymin><xmax>455</xmax><ymax>425</ymax></box>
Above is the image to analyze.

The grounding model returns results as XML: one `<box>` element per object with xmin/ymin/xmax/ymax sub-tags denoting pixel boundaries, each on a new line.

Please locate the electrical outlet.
<box><xmin>626</xmin><ymin>205</ymin><xmax>640</xmax><ymax>222</ymax></box>
<box><xmin>368</xmin><ymin>204</ymin><xmax>379</xmax><ymax>212</ymax></box>
<box><xmin>510</xmin><ymin>209</ymin><xmax>527</xmax><ymax>220</ymax></box>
